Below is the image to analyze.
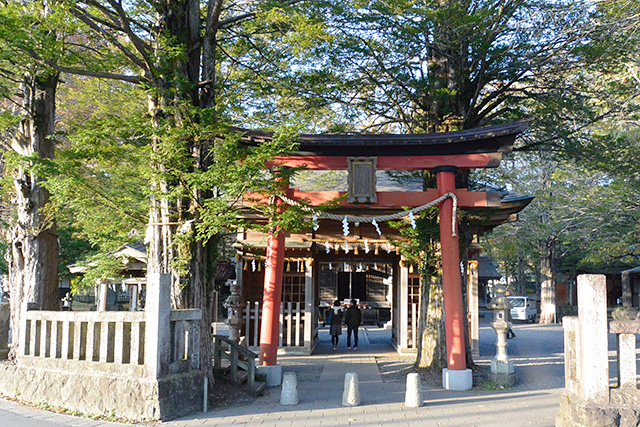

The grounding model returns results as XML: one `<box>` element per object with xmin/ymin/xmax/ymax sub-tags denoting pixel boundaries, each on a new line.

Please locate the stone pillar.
<box><xmin>435</xmin><ymin>166</ymin><xmax>471</xmax><ymax>390</ymax></box>
<box><xmin>0</xmin><ymin>302</ymin><xmax>9</xmax><ymax>360</ymax></box>
<box><xmin>144</xmin><ymin>272</ymin><xmax>172</xmax><ymax>378</ymax></box>
<box><xmin>621</xmin><ymin>271</ymin><xmax>632</xmax><ymax>308</ymax></box>
<box><xmin>577</xmin><ymin>274</ymin><xmax>608</xmax><ymax>404</ymax></box>
<box><xmin>97</xmin><ymin>280</ymin><xmax>108</xmax><ymax>312</ymax></box>
<box><xmin>130</xmin><ymin>284</ymin><xmax>139</xmax><ymax>311</ymax></box>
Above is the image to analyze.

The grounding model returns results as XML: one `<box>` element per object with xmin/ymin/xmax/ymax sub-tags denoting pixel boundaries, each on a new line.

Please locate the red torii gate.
<box><xmin>238</xmin><ymin>120</ymin><xmax>530</xmax><ymax>390</ymax></box>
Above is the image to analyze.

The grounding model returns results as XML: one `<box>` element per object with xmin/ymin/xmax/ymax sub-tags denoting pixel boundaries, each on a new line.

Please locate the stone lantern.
<box><xmin>223</xmin><ymin>280</ymin><xmax>245</xmax><ymax>345</ymax></box>
<box><xmin>487</xmin><ymin>283</ymin><xmax>516</xmax><ymax>386</ymax></box>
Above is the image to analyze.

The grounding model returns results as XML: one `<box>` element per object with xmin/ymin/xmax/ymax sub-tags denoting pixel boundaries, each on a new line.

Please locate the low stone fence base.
<box><xmin>0</xmin><ymin>362</ymin><xmax>203</xmax><ymax>421</ymax></box>
<box><xmin>556</xmin><ymin>391</ymin><xmax>640</xmax><ymax>427</ymax></box>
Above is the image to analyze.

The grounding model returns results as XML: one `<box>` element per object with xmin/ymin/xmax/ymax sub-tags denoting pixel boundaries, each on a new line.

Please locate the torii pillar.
<box><xmin>435</xmin><ymin>166</ymin><xmax>473</xmax><ymax>390</ymax></box>
<box><xmin>257</xmin><ymin>194</ymin><xmax>287</xmax><ymax>387</ymax></box>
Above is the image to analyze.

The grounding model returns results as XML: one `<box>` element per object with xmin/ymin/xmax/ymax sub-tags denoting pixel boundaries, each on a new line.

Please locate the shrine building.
<box><xmin>231</xmin><ymin>120</ymin><xmax>532</xmax><ymax>390</ymax></box>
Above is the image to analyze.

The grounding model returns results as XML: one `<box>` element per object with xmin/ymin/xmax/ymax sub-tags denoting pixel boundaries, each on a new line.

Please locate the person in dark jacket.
<box><xmin>344</xmin><ymin>299</ymin><xmax>362</xmax><ymax>350</ymax></box>
<box><xmin>328</xmin><ymin>300</ymin><xmax>343</xmax><ymax>351</ymax></box>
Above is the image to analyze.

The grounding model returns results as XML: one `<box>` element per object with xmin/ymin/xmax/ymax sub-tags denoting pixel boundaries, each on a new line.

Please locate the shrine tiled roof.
<box><xmin>232</xmin><ymin>120</ymin><xmax>531</xmax><ymax>157</ymax></box>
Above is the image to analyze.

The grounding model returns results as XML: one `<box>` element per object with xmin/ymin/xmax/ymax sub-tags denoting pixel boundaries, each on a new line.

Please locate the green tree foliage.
<box><xmin>479</xmin><ymin>152</ymin><xmax>640</xmax><ymax>287</ymax></box>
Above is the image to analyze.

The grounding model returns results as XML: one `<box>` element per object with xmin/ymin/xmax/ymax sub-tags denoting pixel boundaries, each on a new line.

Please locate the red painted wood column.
<box><xmin>435</xmin><ymin>166</ymin><xmax>467</xmax><ymax>372</ymax></box>
<box><xmin>259</xmin><ymin>193</ymin><xmax>287</xmax><ymax>366</ymax></box>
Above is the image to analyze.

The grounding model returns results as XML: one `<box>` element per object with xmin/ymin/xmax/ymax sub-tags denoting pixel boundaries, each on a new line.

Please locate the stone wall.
<box><xmin>0</xmin><ymin>362</ymin><xmax>203</xmax><ymax>421</ymax></box>
<box><xmin>557</xmin><ymin>392</ymin><xmax>640</xmax><ymax>427</ymax></box>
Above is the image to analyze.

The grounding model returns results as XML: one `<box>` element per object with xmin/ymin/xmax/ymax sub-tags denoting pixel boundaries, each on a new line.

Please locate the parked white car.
<box><xmin>507</xmin><ymin>296</ymin><xmax>537</xmax><ymax>323</ymax></box>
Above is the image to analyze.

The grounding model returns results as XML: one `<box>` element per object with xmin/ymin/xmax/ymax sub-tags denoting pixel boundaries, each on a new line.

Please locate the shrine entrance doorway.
<box><xmin>318</xmin><ymin>260</ymin><xmax>394</xmax><ymax>327</ymax></box>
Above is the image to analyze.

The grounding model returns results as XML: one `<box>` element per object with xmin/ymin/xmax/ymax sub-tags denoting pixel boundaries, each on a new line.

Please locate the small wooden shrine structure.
<box><xmin>233</xmin><ymin>120</ymin><xmax>531</xmax><ymax>389</ymax></box>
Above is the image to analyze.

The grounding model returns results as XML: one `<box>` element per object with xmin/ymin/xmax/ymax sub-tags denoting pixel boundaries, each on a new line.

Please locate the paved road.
<box><xmin>0</xmin><ymin>398</ymin><xmax>127</xmax><ymax>427</ymax></box>
<box><xmin>0</xmin><ymin>318</ymin><xmax>570</xmax><ymax>427</ymax></box>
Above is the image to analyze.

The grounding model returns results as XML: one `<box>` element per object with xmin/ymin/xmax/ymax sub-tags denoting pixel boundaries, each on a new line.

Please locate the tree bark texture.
<box><xmin>539</xmin><ymin>238</ymin><xmax>557</xmax><ymax>324</ymax></box>
<box><xmin>144</xmin><ymin>0</ymin><xmax>222</xmax><ymax>381</ymax></box>
<box><xmin>7</xmin><ymin>71</ymin><xmax>60</xmax><ymax>358</ymax></box>
<box><xmin>416</xmin><ymin>275</ymin><xmax>447</xmax><ymax>370</ymax></box>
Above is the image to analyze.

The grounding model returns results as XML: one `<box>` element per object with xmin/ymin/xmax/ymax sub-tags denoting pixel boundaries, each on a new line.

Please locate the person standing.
<box><xmin>328</xmin><ymin>300</ymin><xmax>343</xmax><ymax>351</ymax></box>
<box><xmin>345</xmin><ymin>299</ymin><xmax>362</xmax><ymax>350</ymax></box>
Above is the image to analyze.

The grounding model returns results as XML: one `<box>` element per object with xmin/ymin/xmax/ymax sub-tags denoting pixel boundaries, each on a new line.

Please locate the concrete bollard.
<box><xmin>280</xmin><ymin>372</ymin><xmax>299</xmax><ymax>406</ymax></box>
<box><xmin>342</xmin><ymin>372</ymin><xmax>361</xmax><ymax>406</ymax></box>
<box><xmin>405</xmin><ymin>373</ymin><xmax>423</xmax><ymax>407</ymax></box>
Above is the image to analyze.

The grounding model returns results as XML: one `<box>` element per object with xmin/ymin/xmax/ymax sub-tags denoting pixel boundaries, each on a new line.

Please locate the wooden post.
<box><xmin>259</xmin><ymin>227</ymin><xmax>286</xmax><ymax>366</ymax></box>
<box><xmin>468</xmin><ymin>260</ymin><xmax>479</xmax><ymax>357</ymax></box>
<box><xmin>621</xmin><ymin>271</ymin><xmax>632</xmax><ymax>308</ymax></box>
<box><xmin>435</xmin><ymin>166</ymin><xmax>466</xmax><ymax>372</ymax></box>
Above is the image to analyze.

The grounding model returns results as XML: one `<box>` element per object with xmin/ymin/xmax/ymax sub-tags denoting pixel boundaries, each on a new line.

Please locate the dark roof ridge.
<box><xmin>230</xmin><ymin>119</ymin><xmax>532</xmax><ymax>146</ymax></box>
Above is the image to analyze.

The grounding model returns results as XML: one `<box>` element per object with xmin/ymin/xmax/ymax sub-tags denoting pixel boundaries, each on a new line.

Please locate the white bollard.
<box><xmin>405</xmin><ymin>373</ymin><xmax>423</xmax><ymax>407</ymax></box>
<box><xmin>280</xmin><ymin>372</ymin><xmax>299</xmax><ymax>406</ymax></box>
<box><xmin>342</xmin><ymin>372</ymin><xmax>361</xmax><ymax>406</ymax></box>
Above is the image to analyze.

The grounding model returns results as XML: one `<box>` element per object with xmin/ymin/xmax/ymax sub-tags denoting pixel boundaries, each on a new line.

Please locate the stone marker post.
<box><xmin>144</xmin><ymin>272</ymin><xmax>172</xmax><ymax>378</ymax></box>
<box><xmin>280</xmin><ymin>372</ymin><xmax>299</xmax><ymax>406</ymax></box>
<box><xmin>405</xmin><ymin>373</ymin><xmax>423</xmax><ymax>408</ymax></box>
<box><xmin>576</xmin><ymin>274</ymin><xmax>608</xmax><ymax>404</ymax></box>
<box><xmin>342</xmin><ymin>372</ymin><xmax>361</xmax><ymax>406</ymax></box>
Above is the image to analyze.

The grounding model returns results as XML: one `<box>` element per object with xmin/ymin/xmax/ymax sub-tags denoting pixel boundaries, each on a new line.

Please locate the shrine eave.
<box><xmin>231</xmin><ymin>119</ymin><xmax>531</xmax><ymax>158</ymax></box>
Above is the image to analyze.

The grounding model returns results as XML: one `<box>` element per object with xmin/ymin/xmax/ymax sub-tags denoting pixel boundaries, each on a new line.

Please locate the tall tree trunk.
<box><xmin>145</xmin><ymin>0</ymin><xmax>221</xmax><ymax>381</ymax></box>
<box><xmin>539</xmin><ymin>238</ymin><xmax>556</xmax><ymax>324</ymax></box>
<box><xmin>416</xmin><ymin>275</ymin><xmax>447</xmax><ymax>369</ymax></box>
<box><xmin>517</xmin><ymin>255</ymin><xmax>526</xmax><ymax>296</ymax></box>
<box><xmin>7</xmin><ymin>71</ymin><xmax>59</xmax><ymax>359</ymax></box>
